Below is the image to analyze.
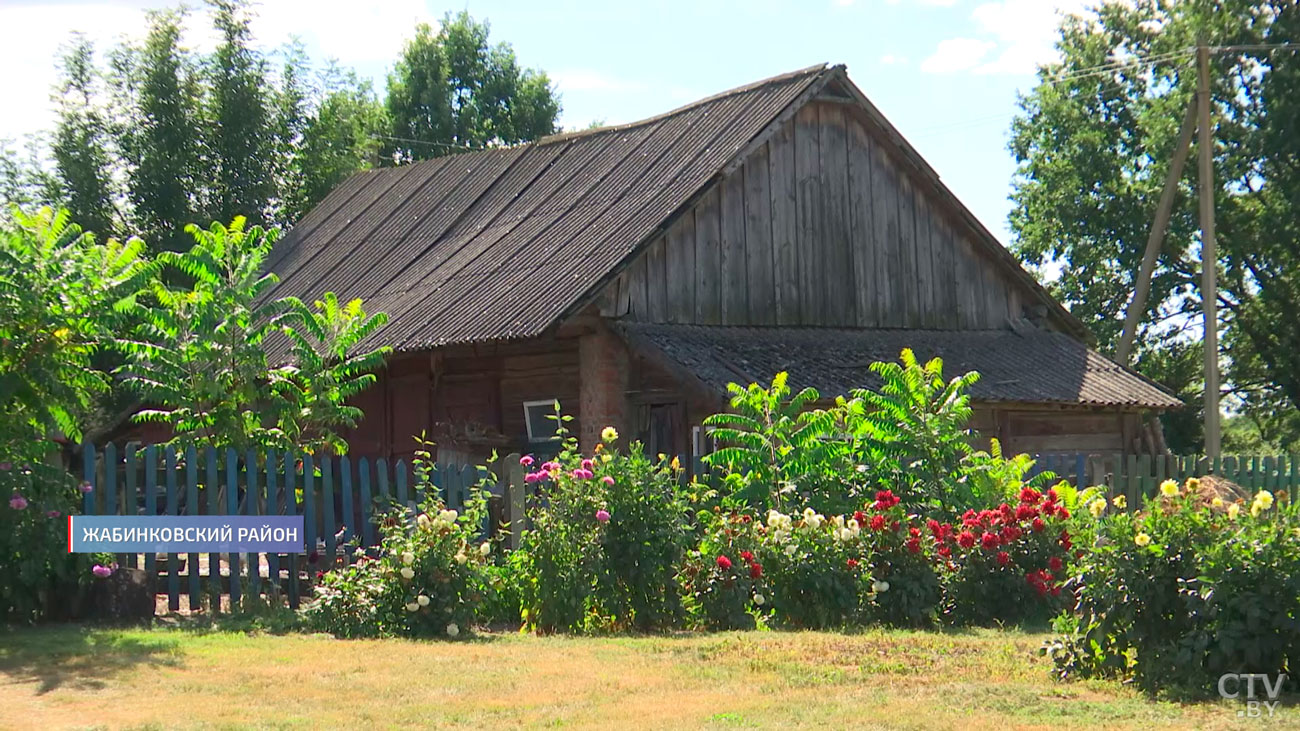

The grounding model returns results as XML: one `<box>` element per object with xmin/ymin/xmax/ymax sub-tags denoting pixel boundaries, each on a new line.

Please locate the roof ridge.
<box><xmin>534</xmin><ymin>63</ymin><xmax>831</xmax><ymax>147</ymax></box>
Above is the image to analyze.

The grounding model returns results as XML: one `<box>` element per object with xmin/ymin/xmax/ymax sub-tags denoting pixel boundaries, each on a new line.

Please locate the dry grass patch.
<box><xmin>0</xmin><ymin>625</ymin><xmax>1287</xmax><ymax>729</ymax></box>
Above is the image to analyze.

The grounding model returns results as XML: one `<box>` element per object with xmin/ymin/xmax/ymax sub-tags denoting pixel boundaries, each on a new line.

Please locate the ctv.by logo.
<box><xmin>1218</xmin><ymin>673</ymin><xmax>1287</xmax><ymax>718</ymax></box>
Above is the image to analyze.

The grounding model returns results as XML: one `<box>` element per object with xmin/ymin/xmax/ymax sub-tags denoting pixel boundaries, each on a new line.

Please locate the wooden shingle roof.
<box><xmin>618</xmin><ymin>323</ymin><xmax>1182</xmax><ymax>410</ymax></box>
<box><xmin>264</xmin><ymin>64</ymin><xmax>835</xmax><ymax>350</ymax></box>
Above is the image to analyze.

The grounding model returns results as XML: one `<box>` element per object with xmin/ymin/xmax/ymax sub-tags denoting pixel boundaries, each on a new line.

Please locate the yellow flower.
<box><xmin>1251</xmin><ymin>502</ymin><xmax>1264</xmax><ymax>518</ymax></box>
<box><xmin>1254</xmin><ymin>490</ymin><xmax>1275</xmax><ymax>510</ymax></box>
<box><xmin>1293</xmin><ymin>528</ymin><xmax>1300</xmax><ymax>540</ymax></box>
<box><xmin>1211</xmin><ymin>497</ymin><xmax>1224</xmax><ymax>510</ymax></box>
<box><xmin>601</xmin><ymin>426</ymin><xmax>619</xmax><ymax>443</ymax></box>
<box><xmin>1184</xmin><ymin>477</ymin><xmax>1201</xmax><ymax>493</ymax></box>
<box><xmin>670</xmin><ymin>456</ymin><xmax>681</xmax><ymax>471</ymax></box>
<box><xmin>1159</xmin><ymin>480</ymin><xmax>1180</xmax><ymax>498</ymax></box>
<box><xmin>1227</xmin><ymin>503</ymin><xmax>1241</xmax><ymax>520</ymax></box>
<box><xmin>1112</xmin><ymin>495</ymin><xmax>1127</xmax><ymax>510</ymax></box>
<box><xmin>1134</xmin><ymin>532</ymin><xmax>1152</xmax><ymax>547</ymax></box>
<box><xmin>601</xmin><ymin>453</ymin><xmax>613</xmax><ymax>463</ymax></box>
<box><xmin>1088</xmin><ymin>498</ymin><xmax>1106</xmax><ymax>518</ymax></box>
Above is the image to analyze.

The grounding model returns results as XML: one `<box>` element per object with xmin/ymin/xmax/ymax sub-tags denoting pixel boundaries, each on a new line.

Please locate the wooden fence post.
<box><xmin>506</xmin><ymin>454</ymin><xmax>526</xmax><ymax>550</ymax></box>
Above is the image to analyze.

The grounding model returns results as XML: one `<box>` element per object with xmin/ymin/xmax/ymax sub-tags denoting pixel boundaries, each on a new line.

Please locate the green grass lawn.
<box><xmin>0</xmin><ymin>623</ymin><xmax>1286</xmax><ymax>730</ymax></box>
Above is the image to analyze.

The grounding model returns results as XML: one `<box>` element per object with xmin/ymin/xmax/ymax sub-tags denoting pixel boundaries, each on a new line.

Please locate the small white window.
<box><xmin>523</xmin><ymin>400</ymin><xmax>562</xmax><ymax>442</ymax></box>
<box><xmin>692</xmin><ymin>425</ymin><xmax>716</xmax><ymax>458</ymax></box>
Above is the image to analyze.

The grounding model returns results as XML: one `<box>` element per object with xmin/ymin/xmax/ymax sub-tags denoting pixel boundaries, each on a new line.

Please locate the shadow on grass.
<box><xmin>0</xmin><ymin>624</ymin><xmax>182</xmax><ymax>694</ymax></box>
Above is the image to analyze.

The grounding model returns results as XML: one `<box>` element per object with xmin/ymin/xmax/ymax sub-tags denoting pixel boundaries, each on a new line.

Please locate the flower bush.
<box><xmin>1</xmin><ymin>462</ymin><xmax>110</xmax><ymax>622</ymax></box>
<box><xmin>516</xmin><ymin>421</ymin><xmax>690</xmax><ymax>633</ymax></box>
<box><xmin>939</xmin><ymin>485</ymin><xmax>1076</xmax><ymax>626</ymax></box>
<box><xmin>1045</xmin><ymin>478</ymin><xmax>1300</xmax><ymax>696</ymax></box>
<box><xmin>680</xmin><ymin>509</ymin><xmax>767</xmax><ymax>630</ymax></box>
<box><xmin>302</xmin><ymin>448</ymin><xmax>493</xmax><ymax>638</ymax></box>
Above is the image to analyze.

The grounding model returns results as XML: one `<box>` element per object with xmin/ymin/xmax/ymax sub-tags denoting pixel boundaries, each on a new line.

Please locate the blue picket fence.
<box><xmin>79</xmin><ymin>442</ymin><xmax>521</xmax><ymax>613</ymax></box>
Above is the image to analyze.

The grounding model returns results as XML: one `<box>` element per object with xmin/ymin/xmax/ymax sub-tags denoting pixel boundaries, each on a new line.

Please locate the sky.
<box><xmin>0</xmin><ymin>0</ymin><xmax>1093</xmax><ymax>244</ymax></box>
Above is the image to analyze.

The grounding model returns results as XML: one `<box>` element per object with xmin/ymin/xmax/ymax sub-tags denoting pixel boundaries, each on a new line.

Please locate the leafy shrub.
<box><xmin>516</xmin><ymin>421</ymin><xmax>690</xmax><ymax>633</ymax></box>
<box><xmin>939</xmin><ymin>484</ymin><xmax>1076</xmax><ymax>626</ymax></box>
<box><xmin>302</xmin><ymin>448</ymin><xmax>493</xmax><ymax>638</ymax></box>
<box><xmin>854</xmin><ymin>491</ymin><xmax>943</xmax><ymax>627</ymax></box>
<box><xmin>1045</xmin><ymin>479</ymin><xmax>1300</xmax><ymax>696</ymax></box>
<box><xmin>1</xmin><ymin>463</ymin><xmax>112</xmax><ymax>622</ymax></box>
<box><xmin>754</xmin><ymin>505</ymin><xmax>870</xmax><ymax>629</ymax></box>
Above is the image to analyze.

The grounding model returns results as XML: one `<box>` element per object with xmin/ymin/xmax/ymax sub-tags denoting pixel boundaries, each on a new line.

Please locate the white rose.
<box><xmin>416</xmin><ymin>514</ymin><xmax>430</xmax><ymax>527</ymax></box>
<box><xmin>872</xmin><ymin>580</ymin><xmax>890</xmax><ymax>594</ymax></box>
<box><xmin>455</xmin><ymin>552</ymin><xmax>468</xmax><ymax>565</ymax></box>
<box><xmin>400</xmin><ymin>567</ymin><xmax>415</xmax><ymax>580</ymax></box>
<box><xmin>479</xmin><ymin>542</ymin><xmax>491</xmax><ymax>556</ymax></box>
<box><xmin>753</xmin><ymin>594</ymin><xmax>765</xmax><ymax>606</ymax></box>
<box><xmin>440</xmin><ymin>509</ymin><xmax>458</xmax><ymax>523</ymax></box>
<box><xmin>417</xmin><ymin>594</ymin><xmax>430</xmax><ymax>607</ymax></box>
<box><xmin>784</xmin><ymin>543</ymin><xmax>797</xmax><ymax>556</ymax></box>
<box><xmin>405</xmin><ymin>602</ymin><xmax>419</xmax><ymax>612</ymax></box>
<box><xmin>446</xmin><ymin>623</ymin><xmax>459</xmax><ymax>637</ymax></box>
<box><xmin>401</xmin><ymin>552</ymin><xmax>415</xmax><ymax>565</ymax></box>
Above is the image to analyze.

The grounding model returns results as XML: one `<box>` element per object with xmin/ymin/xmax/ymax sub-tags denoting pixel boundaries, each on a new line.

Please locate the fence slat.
<box><xmin>322</xmin><ymin>456</ymin><xmax>336</xmax><ymax>566</ymax></box>
<box><xmin>396</xmin><ymin>459</ymin><xmax>408</xmax><ymax>508</ymax></box>
<box><xmin>185</xmin><ymin>445</ymin><xmax>200</xmax><ymax>610</ymax></box>
<box><xmin>225</xmin><ymin>448</ymin><xmax>241</xmax><ymax>608</ymax></box>
<box><xmin>144</xmin><ymin>446</ymin><xmax>157</xmax><ymax>576</ymax></box>
<box><xmin>340</xmin><ymin>456</ymin><xmax>354</xmax><ymax>562</ymax></box>
<box><xmin>123</xmin><ymin>444</ymin><xmax>138</xmax><ymax>569</ymax></box>
<box><xmin>166</xmin><ymin>448</ymin><xmax>179</xmax><ymax>612</ymax></box>
<box><xmin>266</xmin><ymin>449</ymin><xmax>279</xmax><ymax>596</ymax></box>
<box><xmin>285</xmin><ymin>452</ymin><xmax>299</xmax><ymax>610</ymax></box>
<box><xmin>206</xmin><ymin>447</ymin><xmax>220</xmax><ymax>612</ymax></box>
<box><xmin>246</xmin><ymin>449</ymin><xmax>260</xmax><ymax>599</ymax></box>
<box><xmin>82</xmin><ymin>443</ymin><xmax>96</xmax><ymax>515</ymax></box>
<box><xmin>360</xmin><ymin>457</ymin><xmax>375</xmax><ymax>547</ymax></box>
<box><xmin>303</xmin><ymin>454</ymin><xmax>316</xmax><ymax>567</ymax></box>
<box><xmin>376</xmin><ymin>458</ymin><xmax>390</xmax><ymax>507</ymax></box>
<box><xmin>1290</xmin><ymin>454</ymin><xmax>1298</xmax><ymax>503</ymax></box>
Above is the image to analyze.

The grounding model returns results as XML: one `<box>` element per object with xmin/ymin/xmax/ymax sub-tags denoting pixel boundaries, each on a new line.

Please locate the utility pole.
<box><xmin>1197</xmin><ymin>41</ymin><xmax>1221</xmax><ymax>459</ymax></box>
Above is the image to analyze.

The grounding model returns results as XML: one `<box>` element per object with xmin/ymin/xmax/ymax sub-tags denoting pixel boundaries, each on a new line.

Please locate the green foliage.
<box><xmin>703</xmin><ymin>372</ymin><xmax>851</xmax><ymax>512</ymax></box>
<box><xmin>118</xmin><ymin>217</ymin><xmax>390</xmax><ymax>454</ymax></box>
<box><xmin>846</xmin><ymin>348</ymin><xmax>981</xmax><ymax>517</ymax></box>
<box><xmin>1045</xmin><ymin>480</ymin><xmax>1300</xmax><ymax>697</ymax></box>
<box><xmin>52</xmin><ymin>34</ymin><xmax>118</xmax><ymax>239</ymax></box>
<box><xmin>680</xmin><ymin>510</ymin><xmax>767</xmax><ymax>630</ymax></box>
<box><xmin>516</xmin><ymin>416</ymin><xmax>690</xmax><ymax>633</ymax></box>
<box><xmin>385</xmin><ymin>12</ymin><xmax>559</xmax><ymax>162</ymax></box>
<box><xmin>1009</xmin><ymin>0</ymin><xmax>1300</xmax><ymax>451</ymax></box>
<box><xmin>0</xmin><ymin>207</ymin><xmax>151</xmax><ymax>458</ymax></box>
<box><xmin>303</xmin><ymin>443</ymin><xmax>493</xmax><ymax>638</ymax></box>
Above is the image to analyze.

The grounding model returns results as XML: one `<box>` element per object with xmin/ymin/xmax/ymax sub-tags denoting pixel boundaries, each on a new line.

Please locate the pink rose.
<box><xmin>9</xmin><ymin>494</ymin><xmax>27</xmax><ymax>510</ymax></box>
<box><xmin>520</xmin><ymin>455</ymin><xmax>534</xmax><ymax>467</ymax></box>
<box><xmin>91</xmin><ymin>564</ymin><xmax>113</xmax><ymax>578</ymax></box>
<box><xmin>595</xmin><ymin>509</ymin><xmax>610</xmax><ymax>523</ymax></box>
<box><xmin>602</xmin><ymin>475</ymin><xmax>615</xmax><ymax>486</ymax></box>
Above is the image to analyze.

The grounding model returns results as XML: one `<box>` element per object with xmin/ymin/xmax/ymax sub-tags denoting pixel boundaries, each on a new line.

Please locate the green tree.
<box><xmin>0</xmin><ymin>207</ymin><xmax>151</xmax><ymax>462</ymax></box>
<box><xmin>206</xmin><ymin>0</ymin><xmax>275</xmax><ymax>225</ymax></box>
<box><xmin>1008</xmin><ymin>0</ymin><xmax>1300</xmax><ymax>451</ymax></box>
<box><xmin>52</xmin><ymin>35</ymin><xmax>118</xmax><ymax>239</ymax></box>
<box><xmin>385</xmin><ymin>12</ymin><xmax>559</xmax><ymax>162</ymax></box>
<box><xmin>118</xmin><ymin>217</ymin><xmax>389</xmax><ymax>454</ymax></box>
<box><xmin>114</xmin><ymin>8</ymin><xmax>204</xmax><ymax>251</ymax></box>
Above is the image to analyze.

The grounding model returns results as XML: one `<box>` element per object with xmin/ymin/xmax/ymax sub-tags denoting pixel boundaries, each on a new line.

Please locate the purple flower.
<box><xmin>78</xmin><ymin>481</ymin><xmax>93</xmax><ymax>494</ymax></box>
<box><xmin>9</xmin><ymin>494</ymin><xmax>27</xmax><ymax>511</ymax></box>
<box><xmin>46</xmin><ymin>510</ymin><xmax>60</xmax><ymax>518</ymax></box>
<box><xmin>570</xmin><ymin>468</ymin><xmax>593</xmax><ymax>480</ymax></box>
<box><xmin>595</xmin><ymin>509</ymin><xmax>610</xmax><ymax>523</ymax></box>
<box><xmin>602</xmin><ymin>475</ymin><xmax>615</xmax><ymax>486</ymax></box>
<box><xmin>581</xmin><ymin>458</ymin><xmax>595</xmax><ymax>470</ymax></box>
<box><xmin>91</xmin><ymin>564</ymin><xmax>113</xmax><ymax>578</ymax></box>
<box><xmin>520</xmin><ymin>455</ymin><xmax>534</xmax><ymax>467</ymax></box>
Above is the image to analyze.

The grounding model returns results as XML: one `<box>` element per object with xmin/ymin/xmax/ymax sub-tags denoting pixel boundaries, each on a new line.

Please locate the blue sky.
<box><xmin>0</xmin><ymin>0</ymin><xmax>1091</xmax><ymax>243</ymax></box>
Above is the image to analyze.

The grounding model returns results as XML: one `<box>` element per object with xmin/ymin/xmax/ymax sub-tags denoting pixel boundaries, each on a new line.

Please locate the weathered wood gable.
<box><xmin>600</xmin><ymin>96</ymin><xmax>1045</xmax><ymax>331</ymax></box>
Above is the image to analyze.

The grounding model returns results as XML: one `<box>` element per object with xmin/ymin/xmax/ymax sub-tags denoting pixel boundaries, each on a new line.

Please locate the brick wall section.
<box><xmin>578</xmin><ymin>323</ymin><xmax>630</xmax><ymax>453</ymax></box>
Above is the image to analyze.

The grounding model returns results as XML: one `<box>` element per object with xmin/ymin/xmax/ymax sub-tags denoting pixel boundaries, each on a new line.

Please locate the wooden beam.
<box><xmin>1116</xmin><ymin>94</ymin><xmax>1197</xmax><ymax>365</ymax></box>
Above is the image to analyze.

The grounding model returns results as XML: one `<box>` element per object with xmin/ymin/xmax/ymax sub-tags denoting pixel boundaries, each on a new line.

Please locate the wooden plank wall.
<box><xmin>606</xmin><ymin>101</ymin><xmax>1026</xmax><ymax>330</ymax></box>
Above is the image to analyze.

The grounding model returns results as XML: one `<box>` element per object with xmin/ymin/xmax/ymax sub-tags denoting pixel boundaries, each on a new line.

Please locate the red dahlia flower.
<box><xmin>846</xmin><ymin>558</ymin><xmax>859</xmax><ymax>569</ymax></box>
<box><xmin>739</xmin><ymin>550</ymin><xmax>754</xmax><ymax>563</ymax></box>
<box><xmin>905</xmin><ymin>537</ymin><xmax>921</xmax><ymax>554</ymax></box>
<box><xmin>1049</xmin><ymin>556</ymin><xmax>1063</xmax><ymax>572</ymax></box>
<box><xmin>980</xmin><ymin>532</ymin><xmax>1000</xmax><ymax>550</ymax></box>
<box><xmin>957</xmin><ymin>530</ymin><xmax>977</xmax><ymax>549</ymax></box>
<box><xmin>870</xmin><ymin>515</ymin><xmax>886</xmax><ymax>531</ymax></box>
<box><xmin>1031</xmin><ymin>518</ymin><xmax>1045</xmax><ymax>533</ymax></box>
<box><xmin>716</xmin><ymin>555</ymin><xmax>732</xmax><ymax>570</ymax></box>
<box><xmin>1019</xmin><ymin>487</ymin><xmax>1041</xmax><ymax>505</ymax></box>
<box><xmin>749</xmin><ymin>562</ymin><xmax>762</xmax><ymax>579</ymax></box>
<box><xmin>996</xmin><ymin>551</ymin><xmax>1010</xmax><ymax>566</ymax></box>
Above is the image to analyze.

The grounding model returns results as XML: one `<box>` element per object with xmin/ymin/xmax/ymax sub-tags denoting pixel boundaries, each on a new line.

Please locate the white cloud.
<box><xmin>0</xmin><ymin>0</ymin><xmax>435</xmax><ymax>143</ymax></box>
<box><xmin>550</xmin><ymin>69</ymin><xmax>647</xmax><ymax>94</ymax></box>
<box><xmin>880</xmin><ymin>54</ymin><xmax>908</xmax><ymax>66</ymax></box>
<box><xmin>921</xmin><ymin>0</ymin><xmax>1093</xmax><ymax>77</ymax></box>
<box><xmin>920</xmin><ymin>38</ymin><xmax>996</xmax><ymax>73</ymax></box>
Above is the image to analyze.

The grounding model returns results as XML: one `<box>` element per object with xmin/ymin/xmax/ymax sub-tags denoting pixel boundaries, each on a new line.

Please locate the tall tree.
<box><xmin>52</xmin><ymin>35</ymin><xmax>118</xmax><ymax>239</ymax></box>
<box><xmin>1008</xmin><ymin>0</ymin><xmax>1300</xmax><ymax>450</ymax></box>
<box><xmin>385</xmin><ymin>11</ymin><xmax>559</xmax><ymax>162</ymax></box>
<box><xmin>206</xmin><ymin>0</ymin><xmax>275</xmax><ymax>225</ymax></box>
<box><xmin>115</xmin><ymin>8</ymin><xmax>204</xmax><ymax>251</ymax></box>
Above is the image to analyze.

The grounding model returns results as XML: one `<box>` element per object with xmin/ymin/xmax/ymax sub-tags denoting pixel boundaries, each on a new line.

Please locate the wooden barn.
<box><xmin>265</xmin><ymin>64</ymin><xmax>1180</xmax><ymax>467</ymax></box>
